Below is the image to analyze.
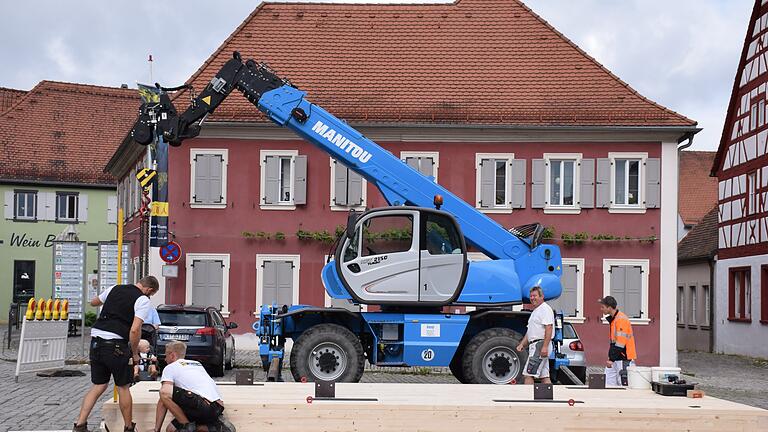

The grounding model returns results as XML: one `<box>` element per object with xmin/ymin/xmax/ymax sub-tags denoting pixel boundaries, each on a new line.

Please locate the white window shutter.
<box><xmin>264</xmin><ymin>156</ymin><xmax>279</xmax><ymax>204</ymax></box>
<box><xmin>596</xmin><ymin>158</ymin><xmax>611</xmax><ymax>208</ymax></box>
<box><xmin>479</xmin><ymin>159</ymin><xmax>495</xmax><ymax>208</ymax></box>
<box><xmin>645</xmin><ymin>158</ymin><xmax>661</xmax><ymax>208</ymax></box>
<box><xmin>333</xmin><ymin>160</ymin><xmax>348</xmax><ymax>206</ymax></box>
<box><xmin>4</xmin><ymin>191</ymin><xmax>13</xmax><ymax>219</ymax></box>
<box><xmin>510</xmin><ymin>159</ymin><xmax>526</xmax><ymax>208</ymax></box>
<box><xmin>78</xmin><ymin>194</ymin><xmax>88</xmax><ymax>222</ymax></box>
<box><xmin>107</xmin><ymin>195</ymin><xmax>117</xmax><ymax>224</ymax></box>
<box><xmin>580</xmin><ymin>159</ymin><xmax>595</xmax><ymax>208</ymax></box>
<box><xmin>531</xmin><ymin>159</ymin><xmax>545</xmax><ymax>209</ymax></box>
<box><xmin>294</xmin><ymin>155</ymin><xmax>307</xmax><ymax>205</ymax></box>
<box><xmin>45</xmin><ymin>192</ymin><xmax>56</xmax><ymax>221</ymax></box>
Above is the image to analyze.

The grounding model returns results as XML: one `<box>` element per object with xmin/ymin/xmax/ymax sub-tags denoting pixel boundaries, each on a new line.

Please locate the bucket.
<box><xmin>627</xmin><ymin>366</ymin><xmax>652</xmax><ymax>389</ymax></box>
<box><xmin>651</xmin><ymin>366</ymin><xmax>681</xmax><ymax>383</ymax></box>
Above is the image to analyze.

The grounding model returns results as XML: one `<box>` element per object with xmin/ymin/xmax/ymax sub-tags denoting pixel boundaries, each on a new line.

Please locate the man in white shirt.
<box><xmin>154</xmin><ymin>341</ymin><xmax>234</xmax><ymax>432</ymax></box>
<box><xmin>73</xmin><ymin>276</ymin><xmax>160</xmax><ymax>432</ymax></box>
<box><xmin>516</xmin><ymin>286</ymin><xmax>554</xmax><ymax>384</ymax></box>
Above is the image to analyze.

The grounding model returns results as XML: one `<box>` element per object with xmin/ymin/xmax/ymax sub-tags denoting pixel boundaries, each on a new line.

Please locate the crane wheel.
<box><xmin>461</xmin><ymin>328</ymin><xmax>526</xmax><ymax>384</ymax></box>
<box><xmin>290</xmin><ymin>323</ymin><xmax>365</xmax><ymax>383</ymax></box>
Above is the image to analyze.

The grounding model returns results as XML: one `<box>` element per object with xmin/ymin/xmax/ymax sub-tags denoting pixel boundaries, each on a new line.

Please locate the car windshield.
<box><xmin>562</xmin><ymin>323</ymin><xmax>578</xmax><ymax>339</ymax></box>
<box><xmin>158</xmin><ymin>311</ymin><xmax>207</xmax><ymax>327</ymax></box>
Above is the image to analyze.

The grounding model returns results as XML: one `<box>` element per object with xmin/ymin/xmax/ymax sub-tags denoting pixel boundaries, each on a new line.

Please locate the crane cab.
<box><xmin>329</xmin><ymin>207</ymin><xmax>468</xmax><ymax>306</ymax></box>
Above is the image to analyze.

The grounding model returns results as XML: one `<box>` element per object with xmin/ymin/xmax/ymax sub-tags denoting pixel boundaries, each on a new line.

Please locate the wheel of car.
<box><xmin>462</xmin><ymin>328</ymin><xmax>526</xmax><ymax>384</ymax></box>
<box><xmin>225</xmin><ymin>339</ymin><xmax>235</xmax><ymax>370</ymax></box>
<box><xmin>208</xmin><ymin>350</ymin><xmax>225</xmax><ymax>378</ymax></box>
<box><xmin>289</xmin><ymin>323</ymin><xmax>364</xmax><ymax>383</ymax></box>
<box><xmin>449</xmin><ymin>346</ymin><xmax>469</xmax><ymax>383</ymax></box>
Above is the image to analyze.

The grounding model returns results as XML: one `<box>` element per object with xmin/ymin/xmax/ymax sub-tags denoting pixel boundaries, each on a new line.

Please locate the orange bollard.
<box><xmin>25</xmin><ymin>298</ymin><xmax>36</xmax><ymax>320</ymax></box>
<box><xmin>44</xmin><ymin>299</ymin><xmax>53</xmax><ymax>320</ymax></box>
<box><xmin>61</xmin><ymin>300</ymin><xmax>69</xmax><ymax>320</ymax></box>
<box><xmin>52</xmin><ymin>299</ymin><xmax>61</xmax><ymax>320</ymax></box>
<box><xmin>35</xmin><ymin>297</ymin><xmax>45</xmax><ymax>320</ymax></box>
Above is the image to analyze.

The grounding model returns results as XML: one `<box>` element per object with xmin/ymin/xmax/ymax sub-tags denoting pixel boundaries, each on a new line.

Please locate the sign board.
<box><xmin>14</xmin><ymin>317</ymin><xmax>68</xmax><ymax>382</ymax></box>
<box><xmin>162</xmin><ymin>264</ymin><xmax>179</xmax><ymax>278</ymax></box>
<box><xmin>98</xmin><ymin>242</ymin><xmax>132</xmax><ymax>293</ymax></box>
<box><xmin>159</xmin><ymin>241</ymin><xmax>182</xmax><ymax>264</ymax></box>
<box><xmin>52</xmin><ymin>241</ymin><xmax>86</xmax><ymax>320</ymax></box>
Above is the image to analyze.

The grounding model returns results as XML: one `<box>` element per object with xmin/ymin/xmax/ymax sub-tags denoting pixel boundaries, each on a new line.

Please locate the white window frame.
<box><xmin>329</xmin><ymin>158</ymin><xmax>367</xmax><ymax>212</ymax></box>
<box><xmin>400</xmin><ymin>151</ymin><xmax>440</xmax><ymax>182</ymax></box>
<box><xmin>543</xmin><ymin>153</ymin><xmax>582</xmax><ymax>215</ymax></box>
<box><xmin>55</xmin><ymin>192</ymin><xmax>79</xmax><ymax>222</ymax></box>
<box><xmin>14</xmin><ymin>190</ymin><xmax>37</xmax><ymax>221</ymax></box>
<box><xmin>190</xmin><ymin>148</ymin><xmax>229</xmax><ymax>209</ymax></box>
<box><xmin>475</xmin><ymin>153</ymin><xmax>514</xmax><ymax>214</ymax></box>
<box><xmin>185</xmin><ymin>253</ymin><xmax>231</xmax><ymax>317</ymax></box>
<box><xmin>608</xmin><ymin>152</ymin><xmax>647</xmax><ymax>214</ymax></box>
<box><xmin>677</xmin><ymin>285</ymin><xmax>685</xmax><ymax>325</ymax></box>
<box><xmin>602</xmin><ymin>258</ymin><xmax>651</xmax><ymax>325</ymax></box>
<box><xmin>561</xmin><ymin>258</ymin><xmax>585</xmax><ymax>323</ymax></box>
<box><xmin>751</xmin><ymin>102</ymin><xmax>759</xmax><ymax>130</ymax></box>
<box><xmin>255</xmin><ymin>254</ymin><xmax>300</xmax><ymax>314</ymax></box>
<box><xmin>702</xmin><ymin>284</ymin><xmax>711</xmax><ymax>327</ymax></box>
<box><xmin>689</xmin><ymin>284</ymin><xmax>697</xmax><ymax>326</ymax></box>
<box><xmin>260</xmin><ymin>150</ymin><xmax>298</xmax><ymax>210</ymax></box>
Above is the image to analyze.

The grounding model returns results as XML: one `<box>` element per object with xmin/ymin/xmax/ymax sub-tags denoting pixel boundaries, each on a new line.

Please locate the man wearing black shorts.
<box><xmin>154</xmin><ymin>341</ymin><xmax>234</xmax><ymax>432</ymax></box>
<box><xmin>73</xmin><ymin>276</ymin><xmax>160</xmax><ymax>432</ymax></box>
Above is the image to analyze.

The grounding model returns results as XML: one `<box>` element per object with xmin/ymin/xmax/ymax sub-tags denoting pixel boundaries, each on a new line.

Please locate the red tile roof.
<box><xmin>180</xmin><ymin>0</ymin><xmax>696</xmax><ymax>127</ymax></box>
<box><xmin>679</xmin><ymin>151</ymin><xmax>718</xmax><ymax>226</ymax></box>
<box><xmin>0</xmin><ymin>81</ymin><xmax>139</xmax><ymax>185</ymax></box>
<box><xmin>678</xmin><ymin>205</ymin><xmax>718</xmax><ymax>261</ymax></box>
<box><xmin>0</xmin><ymin>87</ymin><xmax>26</xmax><ymax>114</ymax></box>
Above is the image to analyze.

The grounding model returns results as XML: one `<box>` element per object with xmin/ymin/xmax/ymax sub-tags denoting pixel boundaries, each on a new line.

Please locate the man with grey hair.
<box><xmin>154</xmin><ymin>341</ymin><xmax>234</xmax><ymax>432</ymax></box>
<box><xmin>516</xmin><ymin>286</ymin><xmax>554</xmax><ymax>384</ymax></box>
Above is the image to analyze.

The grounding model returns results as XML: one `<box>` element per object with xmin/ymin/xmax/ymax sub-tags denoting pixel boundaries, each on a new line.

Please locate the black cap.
<box><xmin>598</xmin><ymin>296</ymin><xmax>617</xmax><ymax>309</ymax></box>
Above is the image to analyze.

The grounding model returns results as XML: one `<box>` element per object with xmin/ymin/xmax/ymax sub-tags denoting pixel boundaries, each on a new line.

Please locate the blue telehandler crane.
<box><xmin>131</xmin><ymin>52</ymin><xmax>572</xmax><ymax>384</ymax></box>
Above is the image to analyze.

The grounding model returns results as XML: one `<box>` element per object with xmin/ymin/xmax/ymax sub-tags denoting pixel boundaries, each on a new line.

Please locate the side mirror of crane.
<box><xmin>346</xmin><ymin>211</ymin><xmax>358</xmax><ymax>239</ymax></box>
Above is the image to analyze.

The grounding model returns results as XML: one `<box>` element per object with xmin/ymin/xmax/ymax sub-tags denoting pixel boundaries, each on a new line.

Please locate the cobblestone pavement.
<box><xmin>1</xmin><ymin>330</ymin><xmax>766</xmax><ymax>431</ymax></box>
<box><xmin>678</xmin><ymin>350</ymin><xmax>768</xmax><ymax>410</ymax></box>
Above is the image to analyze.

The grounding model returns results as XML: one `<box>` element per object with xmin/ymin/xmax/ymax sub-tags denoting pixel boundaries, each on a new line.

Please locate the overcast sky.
<box><xmin>0</xmin><ymin>0</ymin><xmax>755</xmax><ymax>150</ymax></box>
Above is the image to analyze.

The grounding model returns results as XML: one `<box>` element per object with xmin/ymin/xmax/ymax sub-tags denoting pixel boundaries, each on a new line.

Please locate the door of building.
<box><xmin>13</xmin><ymin>260</ymin><xmax>35</xmax><ymax>303</ymax></box>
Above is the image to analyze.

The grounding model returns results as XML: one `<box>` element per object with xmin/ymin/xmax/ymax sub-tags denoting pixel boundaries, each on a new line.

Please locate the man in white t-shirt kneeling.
<box><xmin>516</xmin><ymin>286</ymin><xmax>554</xmax><ymax>384</ymax></box>
<box><xmin>154</xmin><ymin>341</ymin><xmax>235</xmax><ymax>432</ymax></box>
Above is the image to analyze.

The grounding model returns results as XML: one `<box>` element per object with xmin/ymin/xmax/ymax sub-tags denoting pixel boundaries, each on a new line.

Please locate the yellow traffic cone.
<box><xmin>52</xmin><ymin>299</ymin><xmax>61</xmax><ymax>320</ymax></box>
<box><xmin>25</xmin><ymin>298</ymin><xmax>36</xmax><ymax>320</ymax></box>
<box><xmin>44</xmin><ymin>299</ymin><xmax>53</xmax><ymax>320</ymax></box>
<box><xmin>35</xmin><ymin>297</ymin><xmax>45</xmax><ymax>320</ymax></box>
<box><xmin>61</xmin><ymin>300</ymin><xmax>69</xmax><ymax>320</ymax></box>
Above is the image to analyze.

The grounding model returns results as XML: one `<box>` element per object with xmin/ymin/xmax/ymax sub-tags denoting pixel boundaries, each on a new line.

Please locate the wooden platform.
<box><xmin>103</xmin><ymin>382</ymin><xmax>768</xmax><ymax>432</ymax></box>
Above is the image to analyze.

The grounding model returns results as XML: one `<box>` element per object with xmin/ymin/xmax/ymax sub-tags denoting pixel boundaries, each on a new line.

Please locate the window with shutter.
<box><xmin>330</xmin><ymin>158</ymin><xmax>366</xmax><ymax>210</ymax></box>
<box><xmin>603</xmin><ymin>259</ymin><xmax>649</xmax><ymax>323</ymax></box>
<box><xmin>401</xmin><ymin>152</ymin><xmax>439</xmax><ymax>181</ymax></box>
<box><xmin>475</xmin><ymin>153</ymin><xmax>514</xmax><ymax>212</ymax></box>
<box><xmin>257</xmin><ymin>255</ymin><xmax>300</xmax><ymax>307</ymax></box>
<box><xmin>543</xmin><ymin>153</ymin><xmax>582</xmax><ymax>213</ymax></box>
<box><xmin>13</xmin><ymin>190</ymin><xmax>37</xmax><ymax>220</ymax></box>
<box><xmin>185</xmin><ymin>254</ymin><xmax>230</xmax><ymax>316</ymax></box>
<box><xmin>260</xmin><ymin>150</ymin><xmax>303</xmax><ymax>209</ymax></box>
<box><xmin>190</xmin><ymin>149</ymin><xmax>228</xmax><ymax>208</ymax></box>
<box><xmin>608</xmin><ymin>152</ymin><xmax>649</xmax><ymax>213</ymax></box>
<box><xmin>56</xmin><ymin>192</ymin><xmax>79</xmax><ymax>222</ymax></box>
<box><xmin>547</xmin><ymin>259</ymin><xmax>583</xmax><ymax>321</ymax></box>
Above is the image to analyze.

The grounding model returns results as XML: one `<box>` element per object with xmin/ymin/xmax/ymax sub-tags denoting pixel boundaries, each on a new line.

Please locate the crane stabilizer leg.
<box><xmin>558</xmin><ymin>365</ymin><xmax>584</xmax><ymax>386</ymax></box>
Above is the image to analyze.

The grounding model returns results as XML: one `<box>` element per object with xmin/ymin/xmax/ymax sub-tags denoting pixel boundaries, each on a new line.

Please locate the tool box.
<box><xmin>652</xmin><ymin>380</ymin><xmax>696</xmax><ymax>396</ymax></box>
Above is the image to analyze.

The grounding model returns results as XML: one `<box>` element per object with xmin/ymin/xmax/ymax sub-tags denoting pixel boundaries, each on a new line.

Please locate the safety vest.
<box><xmin>609</xmin><ymin>311</ymin><xmax>636</xmax><ymax>360</ymax></box>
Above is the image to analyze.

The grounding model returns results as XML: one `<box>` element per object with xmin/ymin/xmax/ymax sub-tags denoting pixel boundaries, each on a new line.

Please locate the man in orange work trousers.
<box><xmin>599</xmin><ymin>296</ymin><xmax>637</xmax><ymax>386</ymax></box>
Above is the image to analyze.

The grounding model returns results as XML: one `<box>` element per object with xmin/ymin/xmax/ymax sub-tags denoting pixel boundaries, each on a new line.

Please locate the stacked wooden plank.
<box><xmin>103</xmin><ymin>382</ymin><xmax>768</xmax><ymax>432</ymax></box>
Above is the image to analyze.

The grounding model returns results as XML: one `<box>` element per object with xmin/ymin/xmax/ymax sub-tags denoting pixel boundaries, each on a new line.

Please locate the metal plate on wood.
<box><xmin>315</xmin><ymin>380</ymin><xmax>335</xmax><ymax>398</ymax></box>
<box><xmin>235</xmin><ymin>369</ymin><xmax>254</xmax><ymax>385</ymax></box>
<box><xmin>588</xmin><ymin>373</ymin><xmax>606</xmax><ymax>389</ymax></box>
<box><xmin>534</xmin><ymin>383</ymin><xmax>553</xmax><ymax>400</ymax></box>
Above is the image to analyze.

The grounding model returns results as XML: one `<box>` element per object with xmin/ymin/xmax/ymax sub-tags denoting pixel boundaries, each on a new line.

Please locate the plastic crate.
<box><xmin>652</xmin><ymin>381</ymin><xmax>696</xmax><ymax>396</ymax></box>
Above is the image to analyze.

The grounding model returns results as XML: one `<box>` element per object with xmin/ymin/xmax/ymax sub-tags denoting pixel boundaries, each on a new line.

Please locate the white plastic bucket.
<box><xmin>651</xmin><ymin>366</ymin><xmax>681</xmax><ymax>383</ymax></box>
<box><xmin>627</xmin><ymin>366</ymin><xmax>652</xmax><ymax>389</ymax></box>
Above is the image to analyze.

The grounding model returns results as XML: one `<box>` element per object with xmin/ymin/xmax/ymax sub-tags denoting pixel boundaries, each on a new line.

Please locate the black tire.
<box><xmin>225</xmin><ymin>340</ymin><xmax>234</xmax><ymax>370</ymax></box>
<box><xmin>449</xmin><ymin>346</ymin><xmax>469</xmax><ymax>383</ymax></box>
<box><xmin>208</xmin><ymin>350</ymin><xmax>225</xmax><ymax>377</ymax></box>
<box><xmin>462</xmin><ymin>328</ymin><xmax>526</xmax><ymax>384</ymax></box>
<box><xmin>289</xmin><ymin>323</ymin><xmax>364</xmax><ymax>383</ymax></box>
<box><xmin>260</xmin><ymin>355</ymin><xmax>270</xmax><ymax>372</ymax></box>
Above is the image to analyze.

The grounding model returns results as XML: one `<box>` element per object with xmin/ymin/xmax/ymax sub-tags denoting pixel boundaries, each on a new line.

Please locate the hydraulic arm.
<box><xmin>131</xmin><ymin>52</ymin><xmax>562</xmax><ymax>306</ymax></box>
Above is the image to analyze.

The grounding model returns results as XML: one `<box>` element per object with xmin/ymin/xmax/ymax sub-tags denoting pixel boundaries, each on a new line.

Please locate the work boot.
<box><xmin>177</xmin><ymin>422</ymin><xmax>197</xmax><ymax>432</ymax></box>
<box><xmin>72</xmin><ymin>422</ymin><xmax>88</xmax><ymax>432</ymax></box>
<box><xmin>124</xmin><ymin>422</ymin><xmax>136</xmax><ymax>432</ymax></box>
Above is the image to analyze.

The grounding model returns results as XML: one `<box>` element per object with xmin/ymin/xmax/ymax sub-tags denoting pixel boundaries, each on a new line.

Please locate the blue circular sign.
<box><xmin>159</xmin><ymin>241</ymin><xmax>182</xmax><ymax>264</ymax></box>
